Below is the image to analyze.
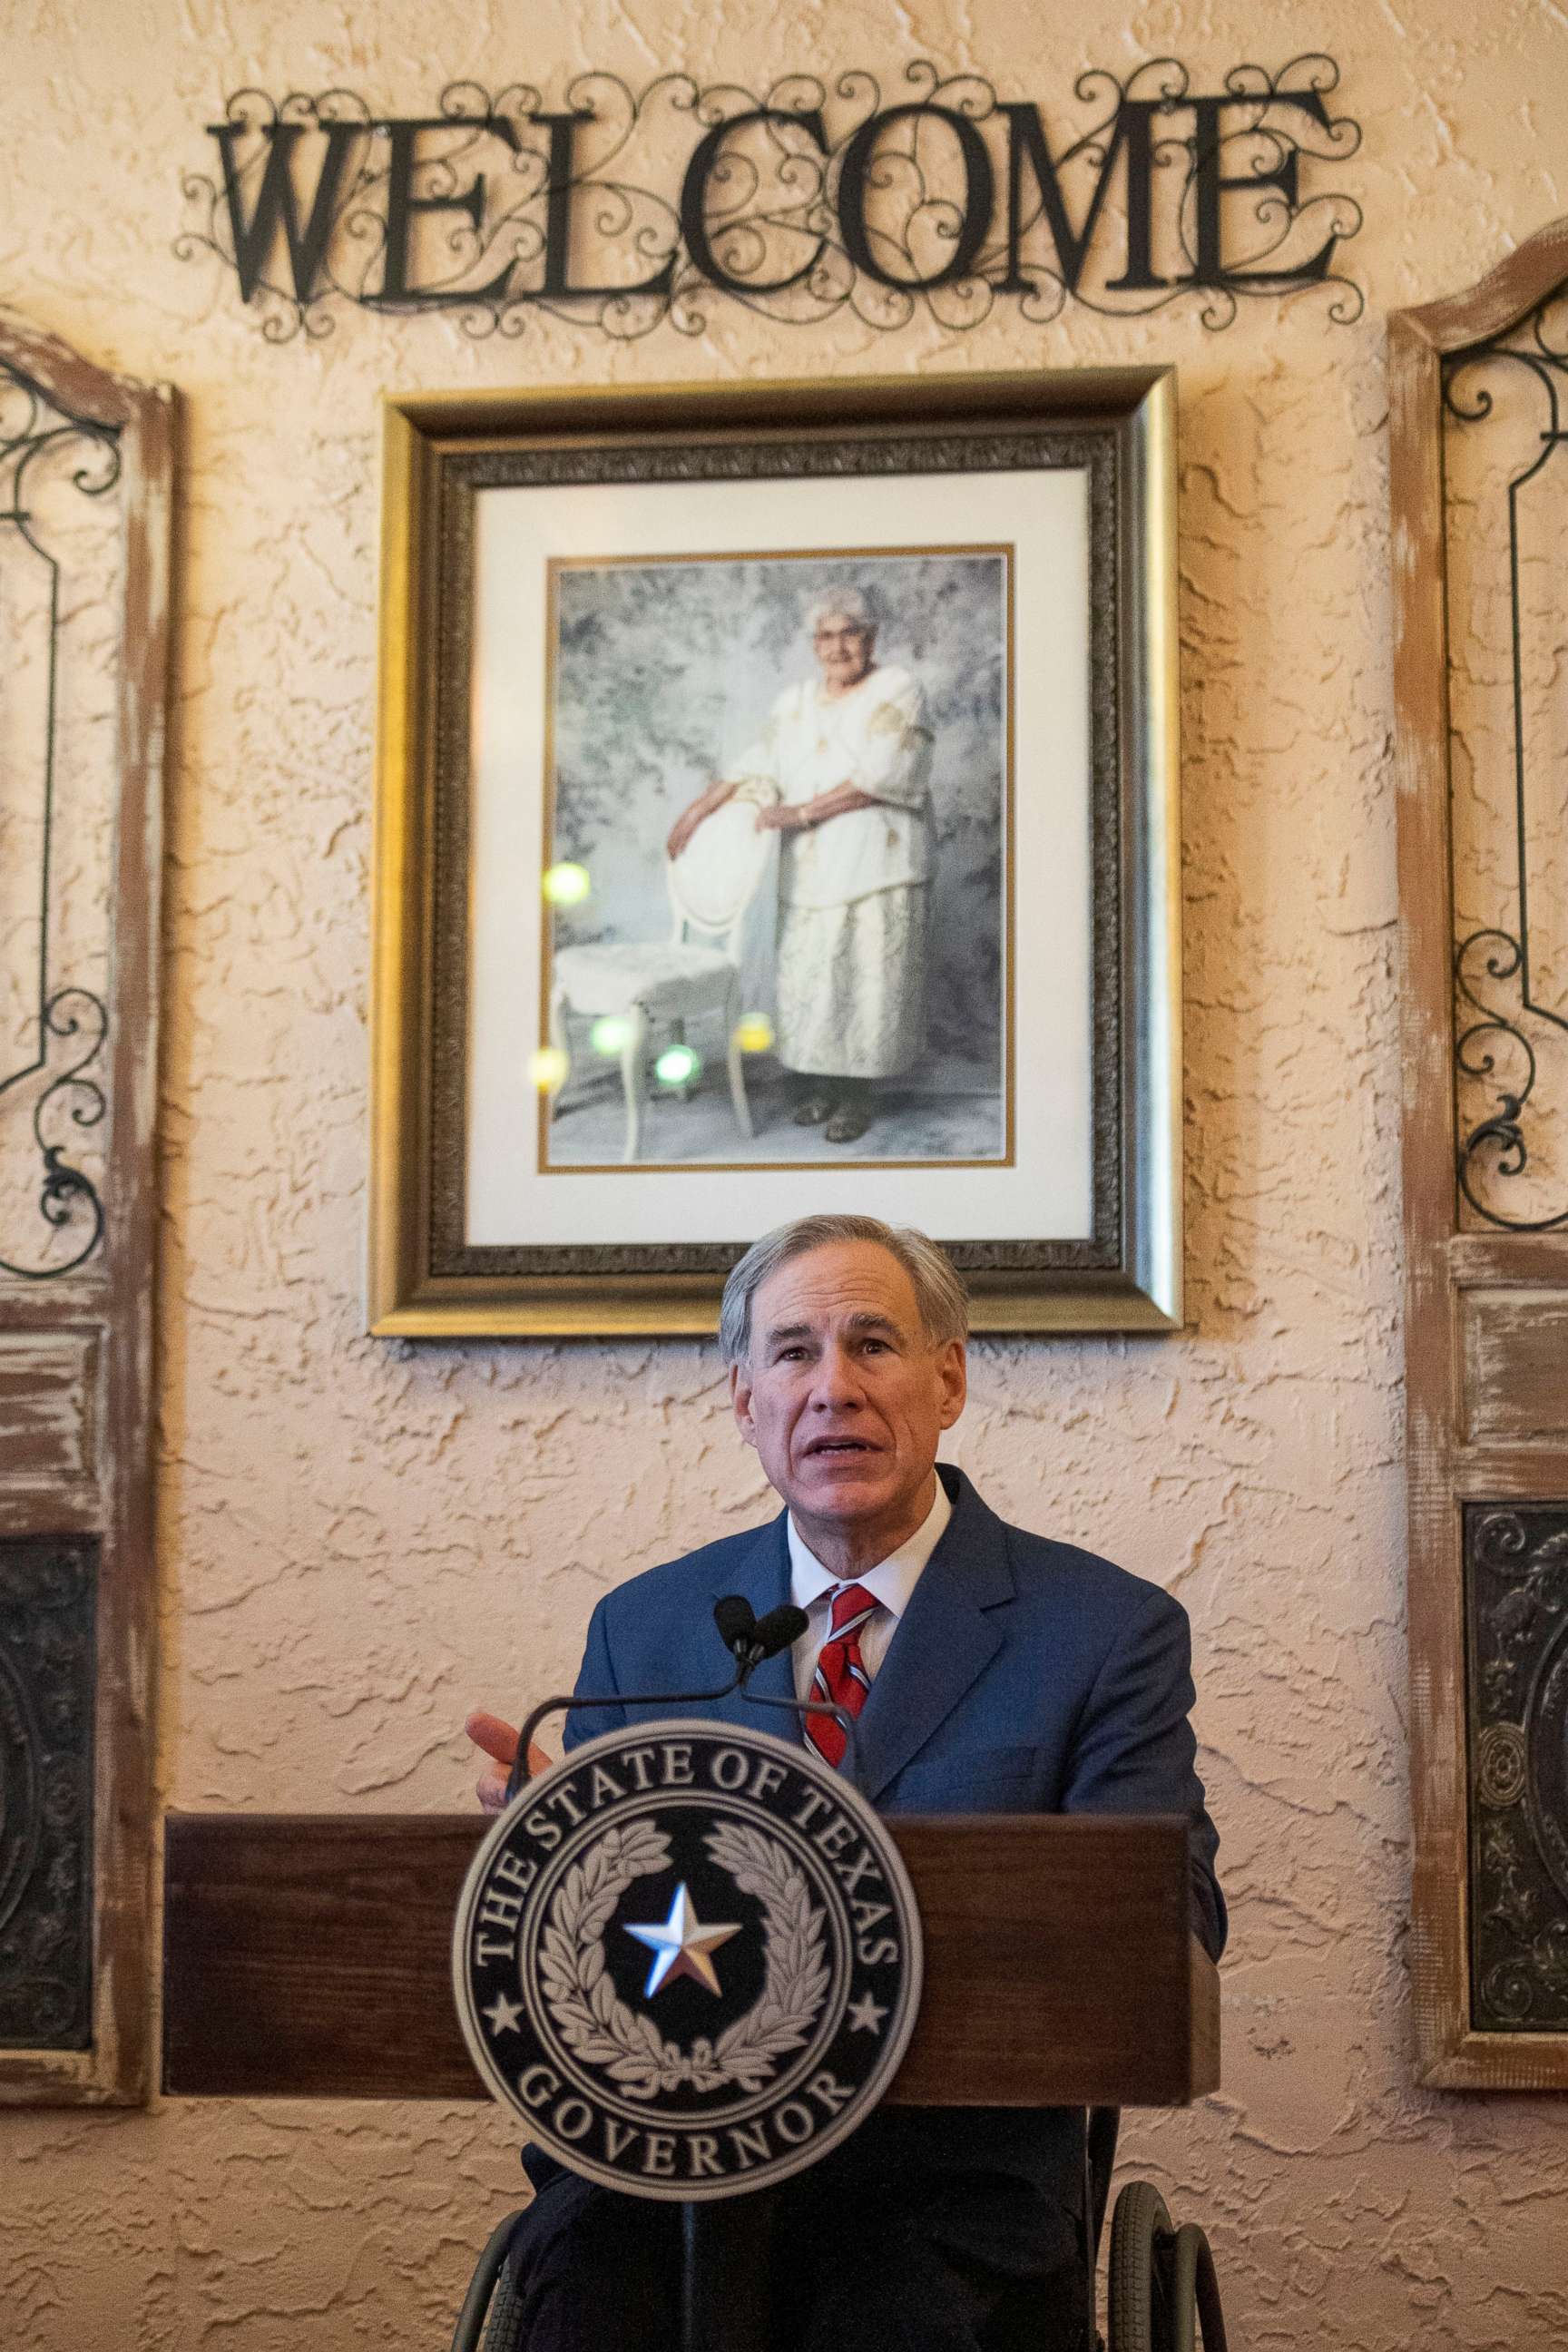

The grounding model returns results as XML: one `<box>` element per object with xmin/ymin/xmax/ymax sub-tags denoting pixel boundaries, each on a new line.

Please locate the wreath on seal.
<box><xmin>538</xmin><ymin>1819</ymin><xmax>829</xmax><ymax>2100</ymax></box>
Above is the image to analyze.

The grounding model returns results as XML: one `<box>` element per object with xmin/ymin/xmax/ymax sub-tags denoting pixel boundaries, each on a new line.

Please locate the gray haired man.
<box><xmin>467</xmin><ymin>1214</ymin><xmax>1223</xmax><ymax>2350</ymax></box>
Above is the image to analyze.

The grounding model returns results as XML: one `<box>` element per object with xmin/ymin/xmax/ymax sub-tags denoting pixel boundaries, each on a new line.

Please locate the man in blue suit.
<box><xmin>470</xmin><ymin>1213</ymin><xmax>1223</xmax><ymax>2350</ymax></box>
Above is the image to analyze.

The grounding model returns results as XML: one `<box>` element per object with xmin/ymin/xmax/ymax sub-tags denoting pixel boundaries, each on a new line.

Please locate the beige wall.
<box><xmin>4</xmin><ymin>0</ymin><xmax>1568</xmax><ymax>2342</ymax></box>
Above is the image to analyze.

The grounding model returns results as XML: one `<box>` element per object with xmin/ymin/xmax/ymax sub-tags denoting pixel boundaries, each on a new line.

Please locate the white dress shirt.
<box><xmin>786</xmin><ymin>1476</ymin><xmax>953</xmax><ymax>1702</ymax></box>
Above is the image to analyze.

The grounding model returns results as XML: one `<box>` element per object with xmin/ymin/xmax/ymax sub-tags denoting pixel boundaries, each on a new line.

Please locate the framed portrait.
<box><xmin>370</xmin><ymin>369</ymin><xmax>1181</xmax><ymax>1336</ymax></box>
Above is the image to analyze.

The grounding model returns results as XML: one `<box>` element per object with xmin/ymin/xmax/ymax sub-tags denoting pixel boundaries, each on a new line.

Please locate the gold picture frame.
<box><xmin>370</xmin><ymin>369</ymin><xmax>1181</xmax><ymax>1338</ymax></box>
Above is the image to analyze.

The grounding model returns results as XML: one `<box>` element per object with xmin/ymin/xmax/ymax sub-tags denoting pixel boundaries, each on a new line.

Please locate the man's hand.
<box><xmin>466</xmin><ymin>1710</ymin><xmax>552</xmax><ymax>1813</ymax></box>
<box><xmin>666</xmin><ymin>779</ymin><xmax>738</xmax><ymax>861</ymax></box>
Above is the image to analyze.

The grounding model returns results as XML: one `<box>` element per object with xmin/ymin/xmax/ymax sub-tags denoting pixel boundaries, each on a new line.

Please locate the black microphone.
<box><xmin>752</xmin><ymin>1603</ymin><xmax>808</xmax><ymax>1659</ymax></box>
<box><xmin>711</xmin><ymin>1597</ymin><xmax>808</xmax><ymax>1680</ymax></box>
<box><xmin>713</xmin><ymin>1594</ymin><xmax>760</xmax><ymax>1666</ymax></box>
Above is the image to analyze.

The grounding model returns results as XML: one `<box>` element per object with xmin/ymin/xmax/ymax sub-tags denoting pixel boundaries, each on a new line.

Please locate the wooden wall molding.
<box><xmin>0</xmin><ymin>316</ymin><xmax>172</xmax><ymax>2104</ymax></box>
<box><xmin>1392</xmin><ymin>218</ymin><xmax>1568</xmax><ymax>2088</ymax></box>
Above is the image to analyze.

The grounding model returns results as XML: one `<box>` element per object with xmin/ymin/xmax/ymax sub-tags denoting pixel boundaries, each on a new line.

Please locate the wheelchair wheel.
<box><xmin>477</xmin><ymin>2248</ymin><xmax>525</xmax><ymax>2352</ymax></box>
<box><xmin>1107</xmin><ymin>2181</ymin><xmax>1229</xmax><ymax>2352</ymax></box>
<box><xmin>449</xmin><ymin>2211</ymin><xmax>527</xmax><ymax>2352</ymax></box>
<box><xmin>1108</xmin><ymin>2180</ymin><xmax>1174</xmax><ymax>2352</ymax></box>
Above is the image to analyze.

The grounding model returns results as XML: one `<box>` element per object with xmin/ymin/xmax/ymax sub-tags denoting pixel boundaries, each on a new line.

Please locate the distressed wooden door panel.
<box><xmin>1393</xmin><ymin>225</ymin><xmax>1568</xmax><ymax>2087</ymax></box>
<box><xmin>0</xmin><ymin>318</ymin><xmax>172</xmax><ymax>2104</ymax></box>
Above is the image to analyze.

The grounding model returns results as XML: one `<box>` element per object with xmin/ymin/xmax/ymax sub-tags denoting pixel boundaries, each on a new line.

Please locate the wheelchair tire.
<box><xmin>1170</xmin><ymin>2220</ymin><xmax>1229</xmax><ymax>2352</ymax></box>
<box><xmin>1108</xmin><ymin>2180</ymin><xmax>1175</xmax><ymax>2352</ymax></box>
<box><xmin>449</xmin><ymin>2211</ymin><xmax>526</xmax><ymax>2352</ymax></box>
<box><xmin>477</xmin><ymin>2249</ymin><xmax>525</xmax><ymax>2352</ymax></box>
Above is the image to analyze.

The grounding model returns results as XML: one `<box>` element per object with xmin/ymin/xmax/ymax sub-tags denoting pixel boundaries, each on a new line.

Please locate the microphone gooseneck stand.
<box><xmin>500</xmin><ymin>1599</ymin><xmax>867</xmax><ymax>2348</ymax></box>
<box><xmin>505</xmin><ymin>1670</ymin><xmax>744</xmax><ymax>1807</ymax></box>
<box><xmin>505</xmin><ymin>1599</ymin><xmax>863</xmax><ymax>1803</ymax></box>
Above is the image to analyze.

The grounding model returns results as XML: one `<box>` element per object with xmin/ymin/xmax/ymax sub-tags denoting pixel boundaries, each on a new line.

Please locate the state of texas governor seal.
<box><xmin>454</xmin><ymin>1719</ymin><xmax>923</xmax><ymax>2199</ymax></box>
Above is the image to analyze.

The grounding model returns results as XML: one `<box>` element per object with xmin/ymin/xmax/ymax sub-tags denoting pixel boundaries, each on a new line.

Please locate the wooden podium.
<box><xmin>164</xmin><ymin>1810</ymin><xmax>1218</xmax><ymax>2348</ymax></box>
<box><xmin>163</xmin><ymin>1810</ymin><xmax>1218</xmax><ymax>2108</ymax></box>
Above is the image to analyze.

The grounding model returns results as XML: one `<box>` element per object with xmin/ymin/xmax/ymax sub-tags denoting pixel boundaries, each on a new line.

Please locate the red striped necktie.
<box><xmin>804</xmin><ymin>1582</ymin><xmax>878</xmax><ymax>1769</ymax></box>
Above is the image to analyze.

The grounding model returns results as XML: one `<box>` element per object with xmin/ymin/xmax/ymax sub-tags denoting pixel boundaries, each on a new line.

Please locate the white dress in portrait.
<box><xmin>723</xmin><ymin>663</ymin><xmax>935</xmax><ymax>1080</ymax></box>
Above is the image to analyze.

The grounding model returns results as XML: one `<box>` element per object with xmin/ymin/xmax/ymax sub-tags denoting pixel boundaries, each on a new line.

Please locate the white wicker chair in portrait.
<box><xmin>548</xmin><ymin>795</ymin><xmax>776</xmax><ymax>1164</ymax></box>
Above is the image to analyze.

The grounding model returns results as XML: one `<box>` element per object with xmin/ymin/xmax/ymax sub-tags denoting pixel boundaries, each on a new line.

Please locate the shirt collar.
<box><xmin>786</xmin><ymin>1474</ymin><xmax>953</xmax><ymax>1619</ymax></box>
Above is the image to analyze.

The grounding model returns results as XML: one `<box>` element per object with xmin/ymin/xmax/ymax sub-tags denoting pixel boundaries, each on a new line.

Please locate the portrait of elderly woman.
<box><xmin>543</xmin><ymin>550</ymin><xmax>1008</xmax><ymax>1168</ymax></box>
<box><xmin>666</xmin><ymin>587</ymin><xmax>935</xmax><ymax>1146</ymax></box>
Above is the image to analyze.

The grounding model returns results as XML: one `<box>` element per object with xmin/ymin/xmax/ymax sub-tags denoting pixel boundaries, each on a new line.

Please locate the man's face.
<box><xmin>812</xmin><ymin>614</ymin><xmax>875</xmax><ymax>691</ymax></box>
<box><xmin>730</xmin><ymin>1241</ymin><xmax>966</xmax><ymax>1544</ymax></box>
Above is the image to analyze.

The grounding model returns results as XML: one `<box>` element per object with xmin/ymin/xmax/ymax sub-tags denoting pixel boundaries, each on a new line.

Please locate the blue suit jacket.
<box><xmin>544</xmin><ymin>1470</ymin><xmax>1223</xmax><ymax>2237</ymax></box>
<box><xmin>564</xmin><ymin>1465</ymin><xmax>1224</xmax><ymax>1967</ymax></box>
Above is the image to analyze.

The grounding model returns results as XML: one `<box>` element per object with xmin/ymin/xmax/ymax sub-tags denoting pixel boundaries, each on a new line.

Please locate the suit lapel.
<box><xmin>703</xmin><ymin>1511</ymin><xmax>797</xmax><ymax>1731</ymax></box>
<box><xmin>853</xmin><ymin>1472</ymin><xmax>1014</xmax><ymax>1803</ymax></box>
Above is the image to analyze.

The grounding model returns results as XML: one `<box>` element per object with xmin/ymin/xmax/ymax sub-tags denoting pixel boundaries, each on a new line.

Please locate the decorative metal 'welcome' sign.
<box><xmin>180</xmin><ymin>56</ymin><xmax>1362</xmax><ymax>345</ymax></box>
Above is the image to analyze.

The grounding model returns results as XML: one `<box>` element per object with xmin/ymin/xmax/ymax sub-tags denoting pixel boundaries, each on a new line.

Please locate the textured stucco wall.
<box><xmin>4</xmin><ymin>1</ymin><xmax>1568</xmax><ymax>2344</ymax></box>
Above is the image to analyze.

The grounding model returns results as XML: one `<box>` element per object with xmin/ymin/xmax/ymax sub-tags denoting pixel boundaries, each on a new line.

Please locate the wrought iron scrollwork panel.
<box><xmin>0</xmin><ymin>1537</ymin><xmax>95</xmax><ymax>2048</ymax></box>
<box><xmin>1445</xmin><ymin>301</ymin><xmax>1568</xmax><ymax>1230</ymax></box>
<box><xmin>1466</xmin><ymin>1504</ymin><xmax>1568</xmax><ymax>2031</ymax></box>
<box><xmin>0</xmin><ymin>360</ymin><xmax>119</xmax><ymax>1279</ymax></box>
<box><xmin>176</xmin><ymin>57</ymin><xmax>1362</xmax><ymax>346</ymax></box>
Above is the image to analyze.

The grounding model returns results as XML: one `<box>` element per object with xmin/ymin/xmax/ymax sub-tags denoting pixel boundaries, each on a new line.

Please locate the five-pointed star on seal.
<box><xmin>623</xmin><ymin>1883</ymin><xmax>741</xmax><ymax>1998</ymax></box>
<box><xmin>484</xmin><ymin>1992</ymin><xmax>524</xmax><ymax>2036</ymax></box>
<box><xmin>848</xmin><ymin>1992</ymin><xmax>887</xmax><ymax>2035</ymax></box>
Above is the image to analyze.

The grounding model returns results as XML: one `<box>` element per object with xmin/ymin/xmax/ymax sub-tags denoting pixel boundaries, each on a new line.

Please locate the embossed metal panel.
<box><xmin>1466</xmin><ymin>1505</ymin><xmax>1568</xmax><ymax>2032</ymax></box>
<box><xmin>0</xmin><ymin>1537</ymin><xmax>95</xmax><ymax>2048</ymax></box>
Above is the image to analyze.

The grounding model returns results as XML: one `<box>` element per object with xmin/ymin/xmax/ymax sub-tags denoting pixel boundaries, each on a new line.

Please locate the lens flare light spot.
<box><xmin>655</xmin><ymin>1044</ymin><xmax>701</xmax><ymax>1087</ymax></box>
<box><xmin>542</xmin><ymin>862</ymin><xmax>591</xmax><ymax>907</ymax></box>
<box><xmin>590</xmin><ymin>1016</ymin><xmax>632</xmax><ymax>1057</ymax></box>
<box><xmin>733</xmin><ymin>1014</ymin><xmax>774</xmax><ymax>1054</ymax></box>
<box><xmin>528</xmin><ymin>1047</ymin><xmax>570</xmax><ymax>1094</ymax></box>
